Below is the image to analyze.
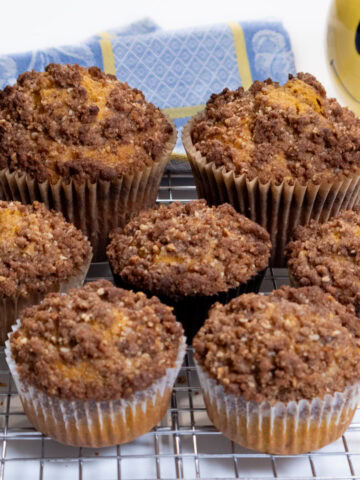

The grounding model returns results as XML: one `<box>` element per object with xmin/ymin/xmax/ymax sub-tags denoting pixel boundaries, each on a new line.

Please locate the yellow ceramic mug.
<box><xmin>327</xmin><ymin>0</ymin><xmax>360</xmax><ymax>114</ymax></box>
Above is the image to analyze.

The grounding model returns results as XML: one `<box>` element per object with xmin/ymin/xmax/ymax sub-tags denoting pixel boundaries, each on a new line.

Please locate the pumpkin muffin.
<box><xmin>0</xmin><ymin>63</ymin><xmax>177</xmax><ymax>260</ymax></box>
<box><xmin>6</xmin><ymin>280</ymin><xmax>185</xmax><ymax>447</ymax></box>
<box><xmin>0</xmin><ymin>200</ymin><xmax>91</xmax><ymax>343</ymax></box>
<box><xmin>193</xmin><ymin>286</ymin><xmax>360</xmax><ymax>454</ymax></box>
<box><xmin>182</xmin><ymin>72</ymin><xmax>360</xmax><ymax>266</ymax></box>
<box><xmin>107</xmin><ymin>200</ymin><xmax>271</xmax><ymax>340</ymax></box>
<box><xmin>287</xmin><ymin>208</ymin><xmax>360</xmax><ymax>315</ymax></box>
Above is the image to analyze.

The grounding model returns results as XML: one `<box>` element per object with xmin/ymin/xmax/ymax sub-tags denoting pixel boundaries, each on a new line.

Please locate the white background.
<box><xmin>0</xmin><ymin>0</ymin><xmax>336</xmax><ymax>96</ymax></box>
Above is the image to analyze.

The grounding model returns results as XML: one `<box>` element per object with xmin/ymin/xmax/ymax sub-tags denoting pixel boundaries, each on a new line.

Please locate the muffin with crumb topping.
<box><xmin>0</xmin><ymin>63</ymin><xmax>176</xmax><ymax>260</ymax></box>
<box><xmin>0</xmin><ymin>200</ymin><xmax>91</xmax><ymax>343</ymax></box>
<box><xmin>193</xmin><ymin>286</ymin><xmax>360</xmax><ymax>454</ymax></box>
<box><xmin>6</xmin><ymin>280</ymin><xmax>185</xmax><ymax>447</ymax></box>
<box><xmin>183</xmin><ymin>72</ymin><xmax>360</xmax><ymax>266</ymax></box>
<box><xmin>287</xmin><ymin>208</ymin><xmax>360</xmax><ymax>315</ymax></box>
<box><xmin>107</xmin><ymin>200</ymin><xmax>271</xmax><ymax>340</ymax></box>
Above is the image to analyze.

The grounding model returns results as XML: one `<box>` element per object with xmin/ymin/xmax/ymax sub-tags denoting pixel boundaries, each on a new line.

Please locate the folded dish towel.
<box><xmin>0</xmin><ymin>18</ymin><xmax>296</xmax><ymax>171</ymax></box>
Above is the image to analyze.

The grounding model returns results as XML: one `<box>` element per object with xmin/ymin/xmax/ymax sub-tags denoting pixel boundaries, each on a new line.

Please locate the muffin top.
<box><xmin>0</xmin><ymin>200</ymin><xmax>91</xmax><ymax>298</ymax></box>
<box><xmin>190</xmin><ymin>73</ymin><xmax>360</xmax><ymax>185</ymax></box>
<box><xmin>10</xmin><ymin>280</ymin><xmax>183</xmax><ymax>401</ymax></box>
<box><xmin>107</xmin><ymin>200</ymin><xmax>271</xmax><ymax>299</ymax></box>
<box><xmin>287</xmin><ymin>209</ymin><xmax>360</xmax><ymax>311</ymax></box>
<box><xmin>193</xmin><ymin>286</ymin><xmax>360</xmax><ymax>403</ymax></box>
<box><xmin>0</xmin><ymin>63</ymin><xmax>174</xmax><ymax>183</ymax></box>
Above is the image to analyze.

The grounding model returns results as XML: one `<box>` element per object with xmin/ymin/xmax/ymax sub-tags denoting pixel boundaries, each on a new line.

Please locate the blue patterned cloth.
<box><xmin>0</xmin><ymin>19</ymin><xmax>296</xmax><ymax>170</ymax></box>
<box><xmin>0</xmin><ymin>19</ymin><xmax>159</xmax><ymax>89</ymax></box>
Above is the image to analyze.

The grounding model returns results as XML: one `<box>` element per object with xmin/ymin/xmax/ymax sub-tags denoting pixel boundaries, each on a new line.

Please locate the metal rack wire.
<box><xmin>1</xmin><ymin>171</ymin><xmax>360</xmax><ymax>480</ymax></box>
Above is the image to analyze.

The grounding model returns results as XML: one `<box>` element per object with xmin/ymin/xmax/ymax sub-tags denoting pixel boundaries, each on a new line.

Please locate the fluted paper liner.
<box><xmin>0</xmin><ymin>252</ymin><xmax>91</xmax><ymax>345</ymax></box>
<box><xmin>0</xmin><ymin>119</ymin><xmax>177</xmax><ymax>261</ymax></box>
<box><xmin>182</xmin><ymin>113</ymin><xmax>360</xmax><ymax>266</ymax></box>
<box><xmin>195</xmin><ymin>360</ymin><xmax>360</xmax><ymax>455</ymax></box>
<box><xmin>5</xmin><ymin>326</ymin><xmax>186</xmax><ymax>448</ymax></box>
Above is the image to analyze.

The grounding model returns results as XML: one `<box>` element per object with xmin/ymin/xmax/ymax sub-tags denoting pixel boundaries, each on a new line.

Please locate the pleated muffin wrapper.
<box><xmin>111</xmin><ymin>269</ymin><xmax>266</xmax><ymax>343</ymax></box>
<box><xmin>194</xmin><ymin>359</ymin><xmax>360</xmax><ymax>455</ymax></box>
<box><xmin>0</xmin><ymin>251</ymin><xmax>92</xmax><ymax>345</ymax></box>
<box><xmin>5</xmin><ymin>324</ymin><xmax>186</xmax><ymax>448</ymax></box>
<box><xmin>182</xmin><ymin>113</ymin><xmax>360</xmax><ymax>267</ymax></box>
<box><xmin>0</xmin><ymin>118</ymin><xmax>177</xmax><ymax>262</ymax></box>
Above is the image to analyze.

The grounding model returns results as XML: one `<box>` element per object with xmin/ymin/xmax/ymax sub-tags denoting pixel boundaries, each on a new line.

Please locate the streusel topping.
<box><xmin>10</xmin><ymin>280</ymin><xmax>183</xmax><ymax>400</ymax></box>
<box><xmin>0</xmin><ymin>200</ymin><xmax>91</xmax><ymax>298</ymax></box>
<box><xmin>191</xmin><ymin>73</ymin><xmax>360</xmax><ymax>185</ymax></box>
<box><xmin>193</xmin><ymin>286</ymin><xmax>360</xmax><ymax>403</ymax></box>
<box><xmin>287</xmin><ymin>208</ymin><xmax>360</xmax><ymax>312</ymax></box>
<box><xmin>0</xmin><ymin>64</ymin><xmax>174</xmax><ymax>183</ymax></box>
<box><xmin>107</xmin><ymin>200</ymin><xmax>271</xmax><ymax>299</ymax></box>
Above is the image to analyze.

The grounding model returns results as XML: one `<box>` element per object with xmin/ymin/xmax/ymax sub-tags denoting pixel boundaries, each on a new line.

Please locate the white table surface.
<box><xmin>0</xmin><ymin>0</ymin><xmax>336</xmax><ymax>97</ymax></box>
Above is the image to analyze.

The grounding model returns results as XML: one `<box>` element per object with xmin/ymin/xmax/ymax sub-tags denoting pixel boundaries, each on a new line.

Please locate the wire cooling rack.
<box><xmin>1</xmin><ymin>171</ymin><xmax>360</xmax><ymax>480</ymax></box>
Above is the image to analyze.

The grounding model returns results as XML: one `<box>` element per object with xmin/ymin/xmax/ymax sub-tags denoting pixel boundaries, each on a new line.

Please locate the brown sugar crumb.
<box><xmin>10</xmin><ymin>280</ymin><xmax>183</xmax><ymax>400</ymax></box>
<box><xmin>0</xmin><ymin>200</ymin><xmax>91</xmax><ymax>298</ymax></box>
<box><xmin>107</xmin><ymin>200</ymin><xmax>271</xmax><ymax>299</ymax></box>
<box><xmin>191</xmin><ymin>73</ymin><xmax>360</xmax><ymax>185</ymax></box>
<box><xmin>0</xmin><ymin>64</ymin><xmax>174</xmax><ymax>183</ymax></box>
<box><xmin>287</xmin><ymin>209</ymin><xmax>360</xmax><ymax>312</ymax></box>
<box><xmin>193</xmin><ymin>286</ymin><xmax>360</xmax><ymax>403</ymax></box>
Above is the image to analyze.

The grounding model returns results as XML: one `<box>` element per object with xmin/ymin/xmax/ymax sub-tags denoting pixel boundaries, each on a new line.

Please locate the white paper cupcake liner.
<box><xmin>5</xmin><ymin>326</ymin><xmax>186</xmax><ymax>448</ymax></box>
<box><xmin>195</xmin><ymin>359</ymin><xmax>360</xmax><ymax>455</ymax></box>
<box><xmin>182</xmin><ymin>114</ymin><xmax>360</xmax><ymax>267</ymax></box>
<box><xmin>0</xmin><ymin>252</ymin><xmax>91</xmax><ymax>345</ymax></box>
<box><xmin>0</xmin><ymin>119</ymin><xmax>177</xmax><ymax>261</ymax></box>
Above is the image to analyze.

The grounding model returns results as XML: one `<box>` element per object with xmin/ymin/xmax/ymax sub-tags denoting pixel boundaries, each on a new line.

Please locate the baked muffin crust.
<box><xmin>191</xmin><ymin>73</ymin><xmax>360</xmax><ymax>185</ymax></box>
<box><xmin>193</xmin><ymin>286</ymin><xmax>360</xmax><ymax>403</ymax></box>
<box><xmin>107</xmin><ymin>200</ymin><xmax>271</xmax><ymax>299</ymax></box>
<box><xmin>287</xmin><ymin>209</ymin><xmax>360</xmax><ymax>311</ymax></box>
<box><xmin>0</xmin><ymin>64</ymin><xmax>174</xmax><ymax>183</ymax></box>
<box><xmin>10</xmin><ymin>280</ymin><xmax>183</xmax><ymax>401</ymax></box>
<box><xmin>0</xmin><ymin>200</ymin><xmax>91</xmax><ymax>298</ymax></box>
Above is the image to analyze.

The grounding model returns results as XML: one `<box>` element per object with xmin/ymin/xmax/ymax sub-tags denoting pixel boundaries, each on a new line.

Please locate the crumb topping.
<box><xmin>287</xmin><ymin>208</ymin><xmax>360</xmax><ymax>311</ymax></box>
<box><xmin>191</xmin><ymin>73</ymin><xmax>360</xmax><ymax>185</ymax></box>
<box><xmin>193</xmin><ymin>286</ymin><xmax>360</xmax><ymax>403</ymax></box>
<box><xmin>0</xmin><ymin>64</ymin><xmax>174</xmax><ymax>183</ymax></box>
<box><xmin>10</xmin><ymin>280</ymin><xmax>183</xmax><ymax>400</ymax></box>
<box><xmin>107</xmin><ymin>200</ymin><xmax>271</xmax><ymax>298</ymax></box>
<box><xmin>0</xmin><ymin>201</ymin><xmax>91</xmax><ymax>298</ymax></box>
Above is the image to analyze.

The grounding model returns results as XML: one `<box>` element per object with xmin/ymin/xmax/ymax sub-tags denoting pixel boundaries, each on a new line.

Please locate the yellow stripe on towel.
<box><xmin>162</xmin><ymin>104</ymin><xmax>204</xmax><ymax>119</ymax></box>
<box><xmin>99</xmin><ymin>32</ymin><xmax>116</xmax><ymax>75</ymax></box>
<box><xmin>228</xmin><ymin>22</ymin><xmax>252</xmax><ymax>90</ymax></box>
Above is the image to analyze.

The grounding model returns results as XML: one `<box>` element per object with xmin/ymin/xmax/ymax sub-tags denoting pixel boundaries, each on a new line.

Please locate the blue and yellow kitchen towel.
<box><xmin>0</xmin><ymin>18</ymin><xmax>296</xmax><ymax>170</ymax></box>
